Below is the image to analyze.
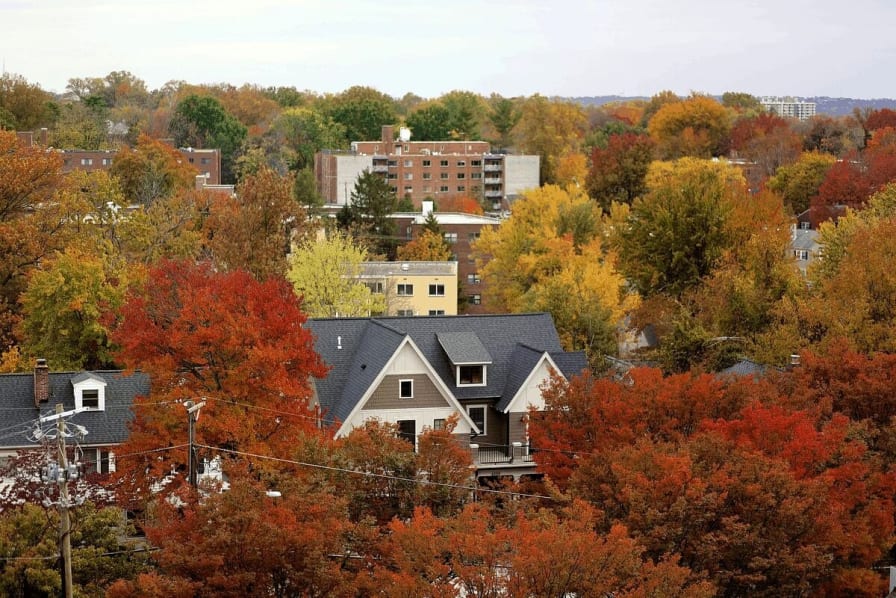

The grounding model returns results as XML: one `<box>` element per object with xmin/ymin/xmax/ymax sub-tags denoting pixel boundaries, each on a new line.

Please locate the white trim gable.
<box><xmin>335</xmin><ymin>336</ymin><xmax>479</xmax><ymax>438</ymax></box>
<box><xmin>72</xmin><ymin>374</ymin><xmax>108</xmax><ymax>412</ymax></box>
<box><xmin>502</xmin><ymin>353</ymin><xmax>564</xmax><ymax>414</ymax></box>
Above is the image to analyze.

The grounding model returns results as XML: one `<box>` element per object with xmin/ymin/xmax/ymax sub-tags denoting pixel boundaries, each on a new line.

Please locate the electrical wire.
<box><xmin>196</xmin><ymin>443</ymin><xmax>559</xmax><ymax>501</ymax></box>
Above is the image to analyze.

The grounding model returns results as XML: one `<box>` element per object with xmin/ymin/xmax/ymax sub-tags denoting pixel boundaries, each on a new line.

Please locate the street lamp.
<box><xmin>184</xmin><ymin>400</ymin><xmax>206</xmax><ymax>487</ymax></box>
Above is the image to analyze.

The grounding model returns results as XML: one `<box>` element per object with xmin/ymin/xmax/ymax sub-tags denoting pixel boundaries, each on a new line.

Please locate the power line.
<box><xmin>196</xmin><ymin>443</ymin><xmax>559</xmax><ymax>501</ymax></box>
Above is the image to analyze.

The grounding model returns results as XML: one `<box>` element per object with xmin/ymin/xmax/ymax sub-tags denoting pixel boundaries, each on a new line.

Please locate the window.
<box><xmin>429</xmin><ymin>284</ymin><xmax>445</xmax><ymax>296</ymax></box>
<box><xmin>365</xmin><ymin>281</ymin><xmax>384</xmax><ymax>293</ymax></box>
<box><xmin>470</xmin><ymin>294</ymin><xmax>481</xmax><ymax>305</ymax></box>
<box><xmin>471</xmin><ymin>172</ymin><xmax>482</xmax><ymax>179</ymax></box>
<box><xmin>390</xmin><ymin>186</ymin><xmax>398</xmax><ymax>193</ymax></box>
<box><xmin>397</xmin><ymin>309</ymin><xmax>414</xmax><ymax>316</ymax></box>
<box><xmin>423</xmin><ymin>172</ymin><xmax>432</xmax><ymax>180</ymax></box>
<box><xmin>399</xmin><ymin>379</ymin><xmax>414</xmax><ymax>398</ymax></box>
<box><xmin>467</xmin><ymin>405</ymin><xmax>486</xmax><ymax>435</ymax></box>
<box><xmin>471</xmin><ymin>160</ymin><xmax>482</xmax><ymax>167</ymax></box>
<box><xmin>81</xmin><ymin>158</ymin><xmax>93</xmax><ymax>166</ymax></box>
<box><xmin>403</xmin><ymin>173</ymin><xmax>413</xmax><ymax>180</ymax></box>
<box><xmin>440</xmin><ymin>185</ymin><xmax>449</xmax><ymax>193</ymax></box>
<box><xmin>397</xmin><ymin>284</ymin><xmax>414</xmax><ymax>296</ymax></box>
<box><xmin>422</xmin><ymin>159</ymin><xmax>431</xmax><ymax>167</ymax></box>
<box><xmin>468</xmin><ymin>232</ymin><xmax>480</xmax><ymax>241</ymax></box>
<box><xmin>433</xmin><ymin>418</ymin><xmax>446</xmax><ymax>431</ymax></box>
<box><xmin>423</xmin><ymin>185</ymin><xmax>432</xmax><ymax>192</ymax></box>
<box><xmin>403</xmin><ymin>159</ymin><xmax>413</xmax><ymax>167</ymax></box>
<box><xmin>440</xmin><ymin>172</ymin><xmax>449</xmax><ymax>180</ymax></box>
<box><xmin>457</xmin><ymin>160</ymin><xmax>466</xmax><ymax>167</ymax></box>
<box><xmin>794</xmin><ymin>249</ymin><xmax>809</xmax><ymax>260</ymax></box>
<box><xmin>387</xmin><ymin>173</ymin><xmax>398</xmax><ymax>179</ymax></box>
<box><xmin>443</xmin><ymin>232</ymin><xmax>457</xmax><ymax>244</ymax></box>
<box><xmin>404</xmin><ymin>186</ymin><xmax>413</xmax><ymax>194</ymax></box>
<box><xmin>428</xmin><ymin>309</ymin><xmax>445</xmax><ymax>315</ymax></box>
<box><xmin>457</xmin><ymin>173</ymin><xmax>465</xmax><ymax>179</ymax></box>
<box><xmin>459</xmin><ymin>365</ymin><xmax>485</xmax><ymax>385</ymax></box>
<box><xmin>457</xmin><ymin>186</ymin><xmax>465</xmax><ymax>192</ymax></box>
<box><xmin>201</xmin><ymin>158</ymin><xmax>211</xmax><ymax>165</ymax></box>
<box><xmin>387</xmin><ymin>160</ymin><xmax>397</xmax><ymax>167</ymax></box>
<box><xmin>101</xmin><ymin>158</ymin><xmax>111</xmax><ymax>166</ymax></box>
<box><xmin>81</xmin><ymin>389</ymin><xmax>100</xmax><ymax>409</ymax></box>
<box><xmin>440</xmin><ymin>159</ymin><xmax>449</xmax><ymax>167</ymax></box>
<box><xmin>467</xmin><ymin>273</ymin><xmax>480</xmax><ymax>284</ymax></box>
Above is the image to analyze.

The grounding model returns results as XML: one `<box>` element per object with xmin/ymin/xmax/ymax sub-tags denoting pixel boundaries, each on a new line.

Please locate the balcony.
<box><xmin>483</xmin><ymin>177</ymin><xmax>502</xmax><ymax>185</ymax></box>
<box><xmin>483</xmin><ymin>164</ymin><xmax>502</xmax><ymax>172</ymax></box>
<box><xmin>372</xmin><ymin>164</ymin><xmax>388</xmax><ymax>173</ymax></box>
<box><xmin>471</xmin><ymin>442</ymin><xmax>535</xmax><ymax>466</ymax></box>
<box><xmin>484</xmin><ymin>189</ymin><xmax>503</xmax><ymax>198</ymax></box>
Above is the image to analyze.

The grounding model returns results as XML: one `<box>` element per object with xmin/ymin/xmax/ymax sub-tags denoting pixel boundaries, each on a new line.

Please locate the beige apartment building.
<box><xmin>358</xmin><ymin>261</ymin><xmax>458</xmax><ymax>316</ymax></box>
<box><xmin>315</xmin><ymin>126</ymin><xmax>539</xmax><ymax>210</ymax></box>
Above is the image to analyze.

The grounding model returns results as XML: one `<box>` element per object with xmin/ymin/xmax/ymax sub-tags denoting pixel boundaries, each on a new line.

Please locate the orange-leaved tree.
<box><xmin>107</xmin><ymin>259</ymin><xmax>327</xmax><ymax>507</ymax></box>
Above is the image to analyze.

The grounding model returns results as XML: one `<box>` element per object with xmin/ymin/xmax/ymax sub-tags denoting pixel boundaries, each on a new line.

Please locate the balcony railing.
<box><xmin>471</xmin><ymin>442</ymin><xmax>535</xmax><ymax>465</ymax></box>
<box><xmin>483</xmin><ymin>165</ymin><xmax>502</xmax><ymax>172</ymax></box>
<box><xmin>483</xmin><ymin>177</ymin><xmax>502</xmax><ymax>184</ymax></box>
<box><xmin>484</xmin><ymin>190</ymin><xmax>503</xmax><ymax>198</ymax></box>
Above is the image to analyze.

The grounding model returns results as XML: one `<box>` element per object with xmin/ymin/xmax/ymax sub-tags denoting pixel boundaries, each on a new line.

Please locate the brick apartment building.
<box><xmin>314</xmin><ymin>126</ymin><xmax>539</xmax><ymax>210</ymax></box>
<box><xmin>391</xmin><ymin>202</ymin><xmax>501</xmax><ymax>314</ymax></box>
<box><xmin>16</xmin><ymin>128</ymin><xmax>222</xmax><ymax>185</ymax></box>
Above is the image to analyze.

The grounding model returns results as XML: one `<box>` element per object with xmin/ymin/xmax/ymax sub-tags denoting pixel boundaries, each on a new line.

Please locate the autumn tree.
<box><xmin>287</xmin><ymin>231</ymin><xmax>386</xmax><ymax>318</ymax></box>
<box><xmin>586</xmin><ymin>132</ymin><xmax>654</xmax><ymax>210</ymax></box>
<box><xmin>270</xmin><ymin>107</ymin><xmax>347</xmax><ymax>171</ymax></box>
<box><xmin>396</xmin><ymin>229</ymin><xmax>453</xmax><ymax>261</ymax></box>
<box><xmin>474</xmin><ymin>185</ymin><xmax>637</xmax><ymax>365</ymax></box>
<box><xmin>18</xmin><ymin>247</ymin><xmax>126</xmax><ymax>370</ymax></box>
<box><xmin>434</xmin><ymin>194</ymin><xmax>483</xmax><ymax>215</ymax></box>
<box><xmin>110</xmin><ymin>134</ymin><xmax>198</xmax><ymax>206</ymax></box>
<box><xmin>204</xmin><ymin>166</ymin><xmax>307</xmax><ymax>280</ymax></box>
<box><xmin>107</xmin><ymin>259</ymin><xmax>327</xmax><ymax>507</ymax></box>
<box><xmin>728</xmin><ymin>112</ymin><xmax>802</xmax><ymax>178</ymax></box>
<box><xmin>516</xmin><ymin>95</ymin><xmax>588</xmax><ymax>184</ymax></box>
<box><xmin>640</xmin><ymin>90</ymin><xmax>681</xmax><ymax>127</ymax></box>
<box><xmin>0</xmin><ymin>73</ymin><xmax>55</xmax><ymax>130</ymax></box>
<box><xmin>648</xmin><ymin>94</ymin><xmax>731</xmax><ymax>159</ymax></box>
<box><xmin>616</xmin><ymin>158</ymin><xmax>744</xmax><ymax>299</ymax></box>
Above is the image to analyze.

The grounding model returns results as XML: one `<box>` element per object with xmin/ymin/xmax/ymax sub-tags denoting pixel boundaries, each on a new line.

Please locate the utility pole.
<box><xmin>55</xmin><ymin>403</ymin><xmax>73</xmax><ymax>598</ymax></box>
<box><xmin>185</xmin><ymin>401</ymin><xmax>206</xmax><ymax>487</ymax></box>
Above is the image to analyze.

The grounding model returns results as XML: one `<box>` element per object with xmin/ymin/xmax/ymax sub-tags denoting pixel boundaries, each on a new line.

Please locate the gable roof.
<box><xmin>305</xmin><ymin>313</ymin><xmax>587</xmax><ymax>425</ymax></box>
<box><xmin>0</xmin><ymin>370</ymin><xmax>150</xmax><ymax>450</ymax></box>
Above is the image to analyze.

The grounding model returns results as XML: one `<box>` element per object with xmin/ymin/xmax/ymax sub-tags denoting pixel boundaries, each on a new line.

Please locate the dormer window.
<box><xmin>437</xmin><ymin>331</ymin><xmax>491</xmax><ymax>388</ymax></box>
<box><xmin>72</xmin><ymin>372</ymin><xmax>107</xmax><ymax>411</ymax></box>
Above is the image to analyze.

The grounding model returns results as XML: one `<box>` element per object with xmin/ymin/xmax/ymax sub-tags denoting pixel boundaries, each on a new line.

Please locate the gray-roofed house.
<box><xmin>305</xmin><ymin>313</ymin><xmax>588</xmax><ymax>479</ymax></box>
<box><xmin>790</xmin><ymin>225</ymin><xmax>821</xmax><ymax>276</ymax></box>
<box><xmin>0</xmin><ymin>359</ymin><xmax>149</xmax><ymax>475</ymax></box>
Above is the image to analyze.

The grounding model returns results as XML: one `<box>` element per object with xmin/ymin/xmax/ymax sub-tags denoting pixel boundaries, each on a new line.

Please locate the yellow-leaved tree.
<box><xmin>474</xmin><ymin>185</ymin><xmax>637</xmax><ymax>367</ymax></box>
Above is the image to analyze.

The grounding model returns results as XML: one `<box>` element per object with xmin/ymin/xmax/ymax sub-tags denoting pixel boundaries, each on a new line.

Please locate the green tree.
<box><xmin>767</xmin><ymin>151</ymin><xmax>838</xmax><ymax>216</ymax></box>
<box><xmin>323</xmin><ymin>85</ymin><xmax>397</xmax><ymax>143</ymax></box>
<box><xmin>271</xmin><ymin>107</ymin><xmax>347</xmax><ymax>170</ymax></box>
<box><xmin>439</xmin><ymin>90</ymin><xmax>487</xmax><ymax>140</ymax></box>
<box><xmin>405</xmin><ymin>102</ymin><xmax>453</xmax><ymax>141</ymax></box>
<box><xmin>616</xmin><ymin>158</ymin><xmax>745</xmax><ymax>298</ymax></box>
<box><xmin>169</xmin><ymin>94</ymin><xmax>247</xmax><ymax>183</ymax></box>
<box><xmin>488</xmin><ymin>95</ymin><xmax>521</xmax><ymax>149</ymax></box>
<box><xmin>721</xmin><ymin>91</ymin><xmax>762</xmax><ymax>113</ymax></box>
<box><xmin>287</xmin><ymin>232</ymin><xmax>386</xmax><ymax>317</ymax></box>
<box><xmin>0</xmin><ymin>73</ymin><xmax>55</xmax><ymax>131</ymax></box>
<box><xmin>344</xmin><ymin>169</ymin><xmax>399</xmax><ymax>257</ymax></box>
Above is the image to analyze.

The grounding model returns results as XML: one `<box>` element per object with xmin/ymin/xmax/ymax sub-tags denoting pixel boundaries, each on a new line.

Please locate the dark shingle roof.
<box><xmin>0</xmin><ymin>370</ymin><xmax>149</xmax><ymax>449</ymax></box>
<box><xmin>306</xmin><ymin>313</ymin><xmax>585</xmax><ymax>424</ymax></box>
<box><xmin>437</xmin><ymin>332</ymin><xmax>492</xmax><ymax>365</ymax></box>
<box><xmin>718</xmin><ymin>359</ymin><xmax>768</xmax><ymax>378</ymax></box>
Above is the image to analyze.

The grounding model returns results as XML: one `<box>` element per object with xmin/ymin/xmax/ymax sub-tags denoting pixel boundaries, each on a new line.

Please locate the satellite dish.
<box><xmin>399</xmin><ymin>127</ymin><xmax>411</xmax><ymax>142</ymax></box>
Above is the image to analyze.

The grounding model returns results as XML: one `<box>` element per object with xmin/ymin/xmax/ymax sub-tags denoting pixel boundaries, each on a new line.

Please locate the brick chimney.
<box><xmin>34</xmin><ymin>358</ymin><xmax>50</xmax><ymax>406</ymax></box>
<box><xmin>381</xmin><ymin>125</ymin><xmax>394</xmax><ymax>154</ymax></box>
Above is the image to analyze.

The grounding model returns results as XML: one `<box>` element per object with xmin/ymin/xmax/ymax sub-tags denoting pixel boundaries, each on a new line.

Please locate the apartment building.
<box><xmin>358</xmin><ymin>261</ymin><xmax>458</xmax><ymax>316</ymax></box>
<box><xmin>391</xmin><ymin>204</ymin><xmax>501</xmax><ymax>315</ymax></box>
<box><xmin>760</xmin><ymin>97</ymin><xmax>817</xmax><ymax>121</ymax></box>
<box><xmin>314</xmin><ymin>126</ymin><xmax>539</xmax><ymax>210</ymax></box>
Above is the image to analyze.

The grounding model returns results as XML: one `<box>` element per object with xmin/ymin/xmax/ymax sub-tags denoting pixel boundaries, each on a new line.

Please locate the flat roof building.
<box><xmin>761</xmin><ymin>97</ymin><xmax>817</xmax><ymax>121</ymax></box>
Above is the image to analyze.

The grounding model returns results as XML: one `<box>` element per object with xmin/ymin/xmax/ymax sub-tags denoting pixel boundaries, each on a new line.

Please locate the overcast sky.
<box><xmin>2</xmin><ymin>0</ymin><xmax>894</xmax><ymax>99</ymax></box>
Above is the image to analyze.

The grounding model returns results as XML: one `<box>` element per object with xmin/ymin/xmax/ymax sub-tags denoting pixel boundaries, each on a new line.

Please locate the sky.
<box><xmin>2</xmin><ymin>0</ymin><xmax>895</xmax><ymax>99</ymax></box>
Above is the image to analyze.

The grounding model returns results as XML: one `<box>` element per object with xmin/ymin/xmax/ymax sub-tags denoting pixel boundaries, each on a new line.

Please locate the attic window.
<box><xmin>399</xmin><ymin>379</ymin><xmax>414</xmax><ymax>399</ymax></box>
<box><xmin>81</xmin><ymin>389</ymin><xmax>100</xmax><ymax>409</ymax></box>
<box><xmin>458</xmin><ymin>365</ymin><xmax>486</xmax><ymax>386</ymax></box>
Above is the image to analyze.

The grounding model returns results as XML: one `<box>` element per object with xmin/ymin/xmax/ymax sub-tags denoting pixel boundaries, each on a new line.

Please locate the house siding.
<box><xmin>508</xmin><ymin>411</ymin><xmax>529</xmax><ymax>445</ymax></box>
<box><xmin>364</xmin><ymin>374</ymin><xmax>449</xmax><ymax>410</ymax></box>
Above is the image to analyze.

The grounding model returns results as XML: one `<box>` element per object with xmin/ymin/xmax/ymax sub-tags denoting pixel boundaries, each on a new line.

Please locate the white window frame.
<box><xmin>467</xmin><ymin>405</ymin><xmax>487</xmax><ymax>435</ymax></box>
<box><xmin>399</xmin><ymin>379</ymin><xmax>414</xmax><ymax>399</ymax></box>
<box><xmin>457</xmin><ymin>364</ymin><xmax>487</xmax><ymax>387</ymax></box>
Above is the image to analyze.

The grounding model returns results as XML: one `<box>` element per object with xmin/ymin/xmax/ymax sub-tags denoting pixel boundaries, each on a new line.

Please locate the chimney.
<box><xmin>381</xmin><ymin>125</ymin><xmax>394</xmax><ymax>154</ymax></box>
<box><xmin>34</xmin><ymin>358</ymin><xmax>50</xmax><ymax>406</ymax></box>
<box><xmin>40</xmin><ymin>127</ymin><xmax>48</xmax><ymax>147</ymax></box>
<box><xmin>195</xmin><ymin>173</ymin><xmax>208</xmax><ymax>190</ymax></box>
<box><xmin>787</xmin><ymin>354</ymin><xmax>801</xmax><ymax>371</ymax></box>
